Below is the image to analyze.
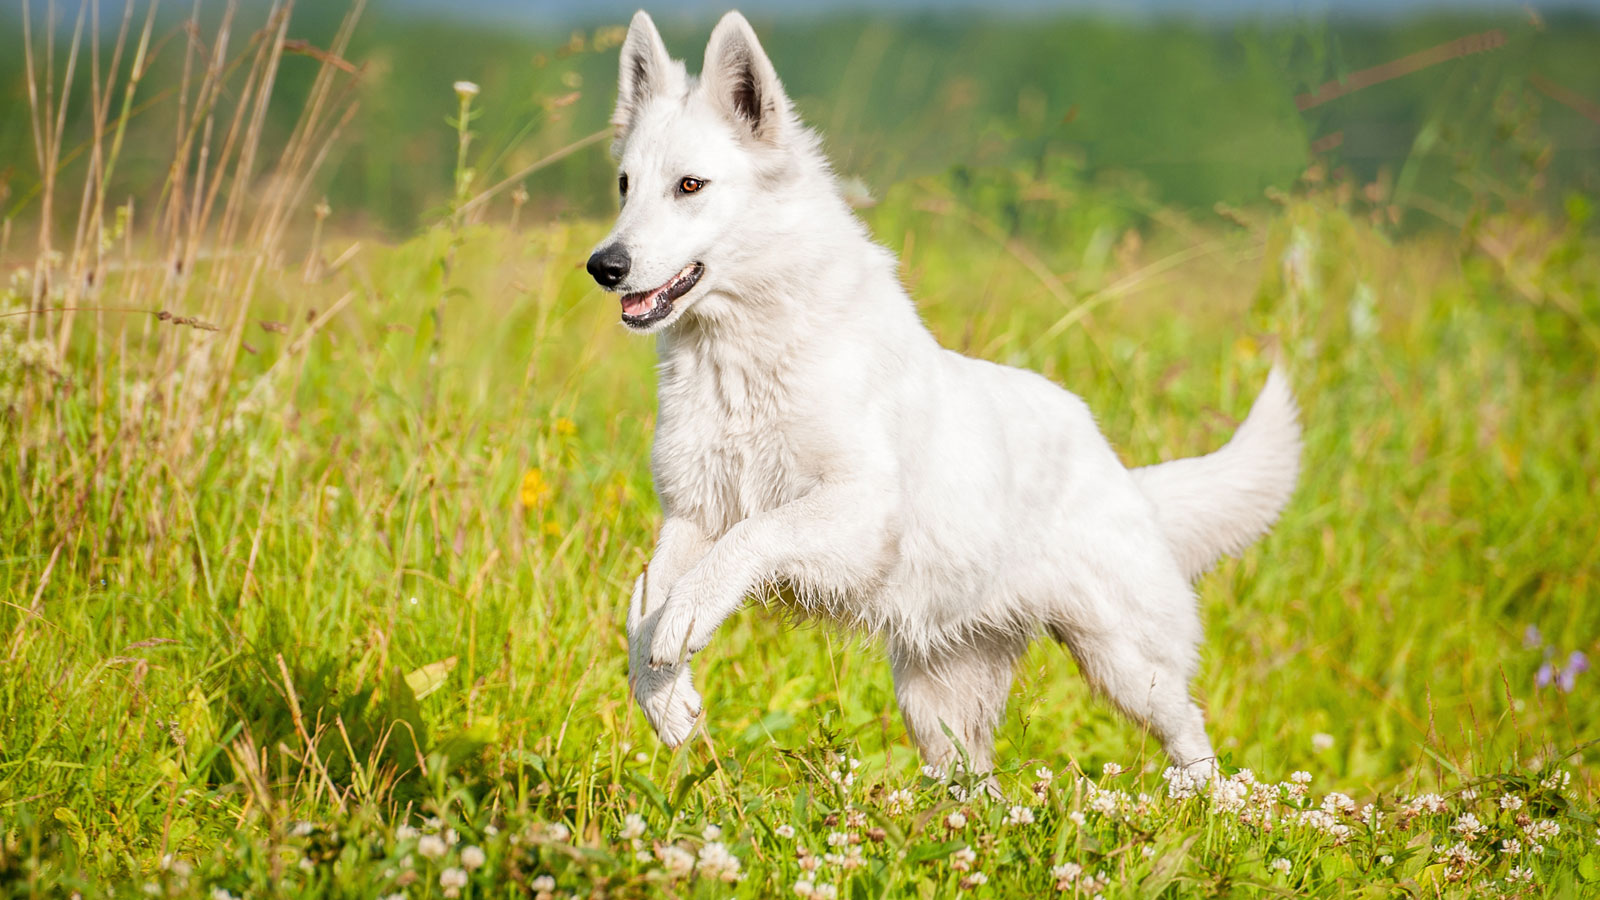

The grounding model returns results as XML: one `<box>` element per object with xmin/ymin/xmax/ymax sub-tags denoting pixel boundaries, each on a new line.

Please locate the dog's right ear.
<box><xmin>613</xmin><ymin>11</ymin><xmax>674</xmax><ymax>141</ymax></box>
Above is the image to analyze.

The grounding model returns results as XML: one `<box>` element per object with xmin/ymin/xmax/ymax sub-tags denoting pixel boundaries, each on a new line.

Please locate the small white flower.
<box><xmin>1451</xmin><ymin>812</ymin><xmax>1486</xmax><ymax>838</ymax></box>
<box><xmin>1507</xmin><ymin>865</ymin><xmax>1535</xmax><ymax>884</ymax></box>
<box><xmin>814</xmin><ymin>884</ymin><xmax>839</xmax><ymax>900</ymax></box>
<box><xmin>1501</xmin><ymin>838</ymin><xmax>1522</xmax><ymax>854</ymax></box>
<box><xmin>531</xmin><ymin>874</ymin><xmax>555</xmax><ymax>891</ymax></box>
<box><xmin>948</xmin><ymin>783</ymin><xmax>970</xmax><ymax>802</ymax></box>
<box><xmin>396</xmin><ymin>824</ymin><xmax>420</xmax><ymax>841</ymax></box>
<box><xmin>417</xmin><ymin>834</ymin><xmax>447</xmax><ymax>860</ymax></box>
<box><xmin>1101</xmin><ymin>762</ymin><xmax>1123</xmax><ymax>777</ymax></box>
<box><xmin>945</xmin><ymin>811</ymin><xmax>967</xmax><ymax>830</ymax></box>
<box><xmin>703</xmin><ymin>824</ymin><xmax>723</xmax><ymax>840</ymax></box>
<box><xmin>826</xmin><ymin>831</ymin><xmax>849</xmax><ymax>847</ymax></box>
<box><xmin>775</xmin><ymin>824</ymin><xmax>796</xmax><ymax>839</ymax></box>
<box><xmin>289</xmin><ymin>821</ymin><xmax>315</xmax><ymax>837</ymax></box>
<box><xmin>210</xmin><ymin>890</ymin><xmax>238</xmax><ymax>900</ymax></box>
<box><xmin>793</xmin><ymin>879</ymin><xmax>817</xmax><ymax>898</ymax></box>
<box><xmin>921</xmin><ymin>765</ymin><xmax>941</xmax><ymax>779</ymax></box>
<box><xmin>964</xmin><ymin>871</ymin><xmax>988</xmax><ymax>885</ymax></box>
<box><xmin>697</xmin><ymin>841</ymin><xmax>742</xmax><ymax>882</ymax></box>
<box><xmin>1004</xmin><ymin>805</ymin><xmax>1035</xmax><ymax>826</ymax></box>
<box><xmin>1311</xmin><ymin>732</ymin><xmax>1334</xmax><ymax>751</ymax></box>
<box><xmin>951</xmin><ymin>846</ymin><xmax>977</xmax><ymax>871</ymax></box>
<box><xmin>1034</xmin><ymin>766</ymin><xmax>1054</xmax><ymax>783</ymax></box>
<box><xmin>885</xmin><ymin>788</ymin><xmax>914</xmax><ymax>814</ymax></box>
<box><xmin>1500</xmin><ymin>794</ymin><xmax>1524</xmax><ymax>811</ymax></box>
<box><xmin>460</xmin><ymin>845</ymin><xmax>486</xmax><ymax>870</ymax></box>
<box><xmin>658</xmin><ymin>844</ymin><xmax>695</xmax><ymax>879</ymax></box>
<box><xmin>438</xmin><ymin>867</ymin><xmax>468</xmax><ymax>897</ymax></box>
<box><xmin>453</xmin><ymin>81</ymin><xmax>480</xmax><ymax>99</ymax></box>
<box><xmin>1289</xmin><ymin>771</ymin><xmax>1313</xmax><ymax>785</ymax></box>
<box><xmin>620</xmin><ymin>813</ymin><xmax>646</xmax><ymax>840</ymax></box>
<box><xmin>1067</xmin><ymin>811</ymin><xmax>1087</xmax><ymax>827</ymax></box>
<box><xmin>1270</xmin><ymin>858</ymin><xmax>1292</xmax><ymax>874</ymax></box>
<box><xmin>1525</xmin><ymin>819</ymin><xmax>1560</xmax><ymax>841</ymax></box>
<box><xmin>1379</xmin><ymin>854</ymin><xmax>1394</xmax><ymax>865</ymax></box>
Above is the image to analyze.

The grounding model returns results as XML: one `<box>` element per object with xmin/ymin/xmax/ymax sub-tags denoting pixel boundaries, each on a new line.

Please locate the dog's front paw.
<box><xmin>630</xmin><ymin>660</ymin><xmax>703</xmax><ymax>748</ymax></box>
<box><xmin>647</xmin><ymin>602</ymin><xmax>699</xmax><ymax>668</ymax></box>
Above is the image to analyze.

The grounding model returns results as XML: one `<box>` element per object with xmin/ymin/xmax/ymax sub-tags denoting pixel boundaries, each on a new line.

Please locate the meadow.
<box><xmin>2</xmin><ymin>3</ymin><xmax>1599</xmax><ymax>897</ymax></box>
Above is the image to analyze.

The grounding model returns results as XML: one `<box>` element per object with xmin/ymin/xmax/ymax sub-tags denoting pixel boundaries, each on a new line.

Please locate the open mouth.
<box><xmin>620</xmin><ymin>263</ymin><xmax>704</xmax><ymax>329</ymax></box>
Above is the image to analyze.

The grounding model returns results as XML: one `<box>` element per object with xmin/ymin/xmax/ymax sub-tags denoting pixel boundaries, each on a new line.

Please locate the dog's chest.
<box><xmin>652</xmin><ymin>347</ymin><xmax>812</xmax><ymax>534</ymax></box>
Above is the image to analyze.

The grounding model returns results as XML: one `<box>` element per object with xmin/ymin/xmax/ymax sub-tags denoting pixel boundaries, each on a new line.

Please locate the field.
<box><xmin>2</xmin><ymin>3</ymin><xmax>1599</xmax><ymax>898</ymax></box>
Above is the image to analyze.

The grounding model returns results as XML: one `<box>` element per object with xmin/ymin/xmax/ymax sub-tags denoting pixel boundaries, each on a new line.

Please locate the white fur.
<box><xmin>597</xmin><ymin>11</ymin><xmax>1302</xmax><ymax>775</ymax></box>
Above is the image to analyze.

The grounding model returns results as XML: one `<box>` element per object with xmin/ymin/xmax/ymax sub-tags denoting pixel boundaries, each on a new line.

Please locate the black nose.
<box><xmin>587</xmin><ymin>245</ymin><xmax>631</xmax><ymax>288</ymax></box>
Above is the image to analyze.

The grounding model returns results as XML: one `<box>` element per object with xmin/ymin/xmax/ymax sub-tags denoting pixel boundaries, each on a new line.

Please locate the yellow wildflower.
<box><xmin>520</xmin><ymin>469</ymin><xmax>550</xmax><ymax>508</ymax></box>
<box><xmin>555</xmin><ymin>417</ymin><xmax>577</xmax><ymax>438</ymax></box>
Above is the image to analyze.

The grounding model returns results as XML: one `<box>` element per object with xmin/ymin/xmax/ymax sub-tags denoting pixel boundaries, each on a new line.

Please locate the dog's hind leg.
<box><xmin>889</xmin><ymin>631</ymin><xmax>1026</xmax><ymax>778</ymax></box>
<box><xmin>1048</xmin><ymin>595</ymin><xmax>1216</xmax><ymax>776</ymax></box>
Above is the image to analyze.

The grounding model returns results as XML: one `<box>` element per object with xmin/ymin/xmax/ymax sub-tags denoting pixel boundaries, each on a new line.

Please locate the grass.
<box><xmin>2</xmin><ymin>5</ymin><xmax>1599</xmax><ymax>899</ymax></box>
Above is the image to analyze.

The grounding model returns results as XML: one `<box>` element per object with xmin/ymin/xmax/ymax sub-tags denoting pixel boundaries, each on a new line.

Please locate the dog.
<box><xmin>587</xmin><ymin>10</ymin><xmax>1301</xmax><ymax>779</ymax></box>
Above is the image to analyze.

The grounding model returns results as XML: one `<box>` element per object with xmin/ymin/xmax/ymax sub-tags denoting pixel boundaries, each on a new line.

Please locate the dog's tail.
<box><xmin>1131</xmin><ymin>366</ymin><xmax>1302</xmax><ymax>581</ymax></box>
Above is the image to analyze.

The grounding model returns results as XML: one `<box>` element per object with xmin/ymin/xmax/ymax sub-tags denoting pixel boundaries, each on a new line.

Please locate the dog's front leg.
<box><xmin>648</xmin><ymin>484</ymin><xmax>892</xmax><ymax>667</ymax></box>
<box><xmin>629</xmin><ymin>517</ymin><xmax>713</xmax><ymax>747</ymax></box>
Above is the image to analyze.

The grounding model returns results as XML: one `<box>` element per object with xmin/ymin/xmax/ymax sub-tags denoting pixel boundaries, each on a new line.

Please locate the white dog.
<box><xmin>588</xmin><ymin>10</ymin><xmax>1301</xmax><ymax>777</ymax></box>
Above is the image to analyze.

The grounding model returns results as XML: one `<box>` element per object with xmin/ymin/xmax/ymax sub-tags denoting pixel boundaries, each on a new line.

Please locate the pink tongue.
<box><xmin>622</xmin><ymin>292</ymin><xmax>655</xmax><ymax>316</ymax></box>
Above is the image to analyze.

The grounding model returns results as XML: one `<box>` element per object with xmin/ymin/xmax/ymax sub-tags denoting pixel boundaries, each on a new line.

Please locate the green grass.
<box><xmin>3</xmin><ymin>9</ymin><xmax>1600</xmax><ymax>899</ymax></box>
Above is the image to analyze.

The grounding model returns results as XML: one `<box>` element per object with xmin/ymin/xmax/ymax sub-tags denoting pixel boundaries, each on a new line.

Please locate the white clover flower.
<box><xmin>1005</xmin><ymin>805</ymin><xmax>1035</xmax><ymax>826</ymax></box>
<box><xmin>951</xmin><ymin>846</ymin><xmax>976</xmax><ymax>871</ymax></box>
<box><xmin>775</xmin><ymin>824</ymin><xmax>796</xmax><ymax>839</ymax></box>
<box><xmin>438</xmin><ymin>867</ymin><xmax>468</xmax><ymax>897</ymax></box>
<box><xmin>1507</xmin><ymin>865</ymin><xmax>1535</xmax><ymax>884</ymax></box>
<box><xmin>702</xmin><ymin>823</ymin><xmax>723</xmax><ymax>840</ymax></box>
<box><xmin>1068</xmin><ymin>810</ymin><xmax>1087</xmax><ymax>827</ymax></box>
<box><xmin>531</xmin><ymin>875</ymin><xmax>556</xmax><ymax>892</ymax></box>
<box><xmin>1379</xmin><ymin>854</ymin><xmax>1394</xmax><ymax>866</ymax></box>
<box><xmin>794</xmin><ymin>879</ymin><xmax>817</xmax><ymax>898</ymax></box>
<box><xmin>210</xmin><ymin>889</ymin><xmax>238</xmax><ymax>900</ymax></box>
<box><xmin>1458</xmin><ymin>787</ymin><xmax>1479</xmax><ymax>801</ymax></box>
<box><xmin>1501</xmin><ymin>838</ymin><xmax>1522</xmax><ymax>854</ymax></box>
<box><xmin>1540</xmin><ymin>769</ymin><xmax>1571</xmax><ymax>792</ymax></box>
<box><xmin>826</xmin><ymin>831</ymin><xmax>849</xmax><ymax>847</ymax></box>
<box><xmin>658</xmin><ymin>844</ymin><xmax>695</xmax><ymax>879</ymax></box>
<box><xmin>1321</xmin><ymin>792</ymin><xmax>1356</xmax><ymax>815</ymax></box>
<box><xmin>1101</xmin><ymin>762</ymin><xmax>1123</xmax><ymax>777</ymax></box>
<box><xmin>698</xmin><ymin>841</ymin><xmax>742</xmax><ymax>882</ymax></box>
<box><xmin>1499</xmin><ymin>794</ymin><xmax>1524</xmax><ymax>811</ymax></box>
<box><xmin>453</xmin><ymin>81</ymin><xmax>480</xmax><ymax>99</ymax></box>
<box><xmin>1451</xmin><ymin>812</ymin><xmax>1486</xmax><ymax>838</ymax></box>
<box><xmin>797</xmin><ymin>852</ymin><xmax>821</xmax><ymax>872</ymax></box>
<box><xmin>948</xmin><ymin>783</ymin><xmax>970</xmax><ymax>802</ymax></box>
<box><xmin>417</xmin><ymin>834</ymin><xmax>447</xmax><ymax>860</ymax></box>
<box><xmin>1525</xmin><ymin>819</ymin><xmax>1560</xmax><ymax>841</ymax></box>
<box><xmin>964</xmin><ymin>871</ymin><xmax>988</xmax><ymax>885</ymax></box>
<box><xmin>460</xmin><ymin>845</ymin><xmax>486</xmax><ymax>871</ymax></box>
<box><xmin>620</xmin><ymin>813</ymin><xmax>646</xmax><ymax>840</ymax></box>
<box><xmin>1035</xmin><ymin>766</ymin><xmax>1054</xmax><ymax>783</ymax></box>
<box><xmin>1162</xmin><ymin>766</ymin><xmax>1204</xmax><ymax>800</ymax></box>
<box><xmin>845</xmin><ymin>808</ymin><xmax>867</xmax><ymax>829</ymax></box>
<box><xmin>1289</xmin><ymin>771</ymin><xmax>1312</xmax><ymax>784</ymax></box>
<box><xmin>1402</xmin><ymin>793</ymin><xmax>1447</xmax><ymax>816</ymax></box>
<box><xmin>396</xmin><ymin>824</ymin><xmax>420</xmax><ymax>841</ymax></box>
<box><xmin>945</xmin><ymin>811</ymin><xmax>967</xmax><ymax>830</ymax></box>
<box><xmin>1211</xmin><ymin>778</ymin><xmax>1248</xmax><ymax>814</ymax></box>
<box><xmin>885</xmin><ymin>788</ymin><xmax>914</xmax><ymax>814</ymax></box>
<box><xmin>814</xmin><ymin>884</ymin><xmax>838</xmax><ymax>900</ymax></box>
<box><xmin>1270</xmin><ymin>858</ymin><xmax>1292</xmax><ymax>874</ymax></box>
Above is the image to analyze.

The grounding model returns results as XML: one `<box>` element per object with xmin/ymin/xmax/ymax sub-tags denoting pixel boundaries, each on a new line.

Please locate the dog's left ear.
<box><xmin>701</xmin><ymin>11</ymin><xmax>790</xmax><ymax>144</ymax></box>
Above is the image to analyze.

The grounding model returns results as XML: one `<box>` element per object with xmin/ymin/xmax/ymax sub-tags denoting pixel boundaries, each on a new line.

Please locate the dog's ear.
<box><xmin>701</xmin><ymin>11</ymin><xmax>790</xmax><ymax>144</ymax></box>
<box><xmin>613</xmin><ymin>11</ymin><xmax>674</xmax><ymax>140</ymax></box>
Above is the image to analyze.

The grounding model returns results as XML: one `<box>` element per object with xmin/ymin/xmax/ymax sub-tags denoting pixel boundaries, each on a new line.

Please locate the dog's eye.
<box><xmin>677</xmin><ymin>177</ymin><xmax>705</xmax><ymax>195</ymax></box>
<box><xmin>618</xmin><ymin>173</ymin><xmax>628</xmax><ymax>197</ymax></box>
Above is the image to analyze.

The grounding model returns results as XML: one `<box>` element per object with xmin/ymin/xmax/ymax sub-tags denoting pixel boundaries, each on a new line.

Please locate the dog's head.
<box><xmin>586</xmin><ymin>11</ymin><xmax>804</xmax><ymax>333</ymax></box>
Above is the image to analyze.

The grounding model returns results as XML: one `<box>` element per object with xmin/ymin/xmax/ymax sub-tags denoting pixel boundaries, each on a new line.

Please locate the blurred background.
<box><xmin>3</xmin><ymin>0</ymin><xmax>1598</xmax><ymax>237</ymax></box>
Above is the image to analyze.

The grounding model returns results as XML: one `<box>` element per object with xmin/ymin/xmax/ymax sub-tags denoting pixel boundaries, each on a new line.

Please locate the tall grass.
<box><xmin>1</xmin><ymin>4</ymin><xmax>1598</xmax><ymax>898</ymax></box>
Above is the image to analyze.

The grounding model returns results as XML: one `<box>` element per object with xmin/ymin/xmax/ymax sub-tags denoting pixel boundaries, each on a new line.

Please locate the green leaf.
<box><xmin>404</xmin><ymin>657</ymin><xmax>457</xmax><ymax>700</ymax></box>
